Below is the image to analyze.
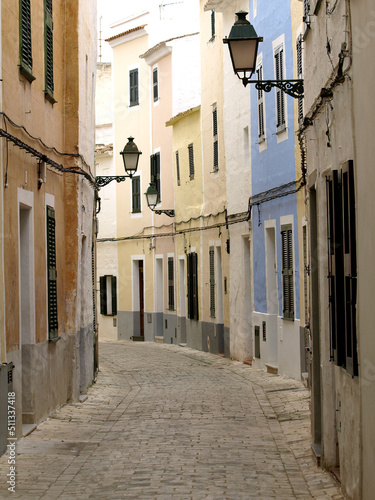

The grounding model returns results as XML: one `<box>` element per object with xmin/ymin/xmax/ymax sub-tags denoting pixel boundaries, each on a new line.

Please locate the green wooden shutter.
<box><xmin>153</xmin><ymin>67</ymin><xmax>158</xmax><ymax>102</ymax></box>
<box><xmin>342</xmin><ymin>161</ymin><xmax>357</xmax><ymax>375</ymax></box>
<box><xmin>44</xmin><ymin>0</ymin><xmax>55</xmax><ymax>102</ymax></box>
<box><xmin>47</xmin><ymin>206</ymin><xmax>58</xmax><ymax>340</ymax></box>
<box><xmin>168</xmin><ymin>258</ymin><xmax>174</xmax><ymax>310</ymax></box>
<box><xmin>275</xmin><ymin>47</ymin><xmax>285</xmax><ymax>129</ymax></box>
<box><xmin>155</xmin><ymin>152</ymin><xmax>161</xmax><ymax>202</ymax></box>
<box><xmin>111</xmin><ymin>276</ymin><xmax>117</xmax><ymax>316</ymax></box>
<box><xmin>211</xmin><ymin>10</ymin><xmax>216</xmax><ymax>39</ymax></box>
<box><xmin>176</xmin><ymin>151</ymin><xmax>180</xmax><ymax>186</ymax></box>
<box><xmin>213</xmin><ymin>107</ymin><xmax>218</xmax><ymax>171</ymax></box>
<box><xmin>281</xmin><ymin>226</ymin><xmax>294</xmax><ymax>320</ymax></box>
<box><xmin>257</xmin><ymin>65</ymin><xmax>265</xmax><ymax>138</ymax></box>
<box><xmin>296</xmin><ymin>36</ymin><xmax>303</xmax><ymax>123</ymax></box>
<box><xmin>132</xmin><ymin>177</ymin><xmax>141</xmax><ymax>213</ymax></box>
<box><xmin>19</xmin><ymin>0</ymin><xmax>35</xmax><ymax>82</ymax></box>
<box><xmin>100</xmin><ymin>276</ymin><xmax>107</xmax><ymax>315</ymax></box>
<box><xmin>130</xmin><ymin>69</ymin><xmax>139</xmax><ymax>106</ymax></box>
<box><xmin>209</xmin><ymin>248</ymin><xmax>215</xmax><ymax>318</ymax></box>
<box><xmin>187</xmin><ymin>252</ymin><xmax>199</xmax><ymax>320</ymax></box>
<box><xmin>188</xmin><ymin>144</ymin><xmax>194</xmax><ymax>180</ymax></box>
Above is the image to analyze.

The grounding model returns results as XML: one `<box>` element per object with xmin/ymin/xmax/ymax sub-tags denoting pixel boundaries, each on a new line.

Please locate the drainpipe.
<box><xmin>0</xmin><ymin>1</ymin><xmax>6</xmax><ymax>364</ymax></box>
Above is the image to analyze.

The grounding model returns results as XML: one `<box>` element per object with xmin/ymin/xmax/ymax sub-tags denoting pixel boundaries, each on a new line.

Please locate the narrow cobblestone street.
<box><xmin>0</xmin><ymin>341</ymin><xmax>343</xmax><ymax>499</ymax></box>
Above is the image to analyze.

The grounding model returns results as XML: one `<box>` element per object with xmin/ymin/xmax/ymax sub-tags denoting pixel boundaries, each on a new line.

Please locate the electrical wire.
<box><xmin>0</xmin><ymin>111</ymin><xmax>95</xmax><ymax>180</ymax></box>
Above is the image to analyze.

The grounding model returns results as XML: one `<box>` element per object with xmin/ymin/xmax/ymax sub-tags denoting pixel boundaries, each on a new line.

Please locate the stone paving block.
<box><xmin>0</xmin><ymin>341</ymin><xmax>345</xmax><ymax>499</ymax></box>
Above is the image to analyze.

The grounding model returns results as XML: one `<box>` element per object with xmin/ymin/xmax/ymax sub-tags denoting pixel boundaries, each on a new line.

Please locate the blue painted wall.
<box><xmin>249</xmin><ymin>0</ymin><xmax>300</xmax><ymax>318</ymax></box>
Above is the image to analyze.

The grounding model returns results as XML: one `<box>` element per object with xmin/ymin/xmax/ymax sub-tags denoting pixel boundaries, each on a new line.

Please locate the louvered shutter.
<box><xmin>342</xmin><ymin>161</ymin><xmax>357</xmax><ymax>375</ymax></box>
<box><xmin>132</xmin><ymin>177</ymin><xmax>141</xmax><ymax>213</ymax></box>
<box><xmin>168</xmin><ymin>258</ymin><xmax>174</xmax><ymax>310</ymax></box>
<box><xmin>257</xmin><ymin>65</ymin><xmax>265</xmax><ymax>139</ymax></box>
<box><xmin>209</xmin><ymin>248</ymin><xmax>215</xmax><ymax>318</ymax></box>
<box><xmin>211</xmin><ymin>10</ymin><xmax>216</xmax><ymax>39</ymax></box>
<box><xmin>130</xmin><ymin>69</ymin><xmax>139</xmax><ymax>106</ymax></box>
<box><xmin>176</xmin><ymin>151</ymin><xmax>180</xmax><ymax>186</ymax></box>
<box><xmin>275</xmin><ymin>48</ymin><xmax>285</xmax><ymax>130</ymax></box>
<box><xmin>100</xmin><ymin>276</ymin><xmax>107</xmax><ymax>315</ymax></box>
<box><xmin>188</xmin><ymin>144</ymin><xmax>194</xmax><ymax>180</ymax></box>
<box><xmin>281</xmin><ymin>226</ymin><xmax>294</xmax><ymax>320</ymax></box>
<box><xmin>153</xmin><ymin>67</ymin><xmax>158</xmax><ymax>101</ymax></box>
<box><xmin>111</xmin><ymin>276</ymin><xmax>117</xmax><ymax>315</ymax></box>
<box><xmin>296</xmin><ymin>36</ymin><xmax>303</xmax><ymax>123</ymax></box>
<box><xmin>47</xmin><ymin>206</ymin><xmax>58</xmax><ymax>340</ymax></box>
<box><xmin>187</xmin><ymin>253</ymin><xmax>199</xmax><ymax>320</ymax></box>
<box><xmin>20</xmin><ymin>0</ymin><xmax>34</xmax><ymax>81</ymax></box>
<box><xmin>213</xmin><ymin>107</ymin><xmax>218</xmax><ymax>171</ymax></box>
<box><xmin>44</xmin><ymin>0</ymin><xmax>54</xmax><ymax>101</ymax></box>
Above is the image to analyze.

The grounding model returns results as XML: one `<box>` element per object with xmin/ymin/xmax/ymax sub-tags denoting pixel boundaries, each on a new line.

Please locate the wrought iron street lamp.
<box><xmin>145</xmin><ymin>183</ymin><xmax>175</xmax><ymax>217</ymax></box>
<box><xmin>96</xmin><ymin>137</ymin><xmax>142</xmax><ymax>187</ymax></box>
<box><xmin>224</xmin><ymin>11</ymin><xmax>304</xmax><ymax>99</ymax></box>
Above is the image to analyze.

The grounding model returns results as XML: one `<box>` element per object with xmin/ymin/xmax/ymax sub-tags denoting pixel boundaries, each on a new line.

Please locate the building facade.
<box><xmin>303</xmin><ymin>0</ymin><xmax>375</xmax><ymax>497</ymax></box>
<box><xmin>0</xmin><ymin>0</ymin><xmax>97</xmax><ymax>450</ymax></box>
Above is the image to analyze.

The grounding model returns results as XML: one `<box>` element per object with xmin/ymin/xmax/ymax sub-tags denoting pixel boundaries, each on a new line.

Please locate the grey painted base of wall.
<box><xmin>118</xmin><ymin>311</ymin><xmax>230</xmax><ymax>358</ymax></box>
<box><xmin>1</xmin><ymin>330</ymin><xmax>94</xmax><ymax>445</ymax></box>
<box><xmin>0</xmin><ymin>364</ymin><xmax>11</xmax><ymax>456</ymax></box>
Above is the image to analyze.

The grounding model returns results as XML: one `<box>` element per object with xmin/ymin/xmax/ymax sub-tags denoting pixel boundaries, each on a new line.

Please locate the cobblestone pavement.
<box><xmin>0</xmin><ymin>341</ymin><xmax>343</xmax><ymax>500</ymax></box>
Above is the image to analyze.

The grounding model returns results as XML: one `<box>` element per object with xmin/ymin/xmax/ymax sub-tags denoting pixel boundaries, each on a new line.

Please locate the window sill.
<box><xmin>19</xmin><ymin>65</ymin><xmax>36</xmax><ymax>83</ymax></box>
<box><xmin>276</xmin><ymin>125</ymin><xmax>287</xmax><ymax>135</ymax></box>
<box><xmin>44</xmin><ymin>90</ymin><xmax>57</xmax><ymax>105</ymax></box>
<box><xmin>48</xmin><ymin>335</ymin><xmax>61</xmax><ymax>343</ymax></box>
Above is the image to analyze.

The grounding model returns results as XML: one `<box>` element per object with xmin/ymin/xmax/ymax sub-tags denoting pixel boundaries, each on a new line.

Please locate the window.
<box><xmin>281</xmin><ymin>225</ymin><xmax>294</xmax><ymax>320</ymax></box>
<box><xmin>168</xmin><ymin>258</ymin><xmax>174</xmax><ymax>310</ymax></box>
<box><xmin>129</xmin><ymin>69</ymin><xmax>139</xmax><ymax>107</ymax></box>
<box><xmin>19</xmin><ymin>0</ymin><xmax>35</xmax><ymax>82</ymax></box>
<box><xmin>132</xmin><ymin>176</ymin><xmax>141</xmax><ymax>213</ymax></box>
<box><xmin>46</xmin><ymin>206</ymin><xmax>58</xmax><ymax>340</ymax></box>
<box><xmin>213</xmin><ymin>106</ymin><xmax>218</xmax><ymax>171</ymax></box>
<box><xmin>187</xmin><ymin>252</ymin><xmax>199</xmax><ymax>320</ymax></box>
<box><xmin>150</xmin><ymin>152</ymin><xmax>161</xmax><ymax>203</ymax></box>
<box><xmin>257</xmin><ymin>63</ymin><xmax>265</xmax><ymax>140</ymax></box>
<box><xmin>209</xmin><ymin>248</ymin><xmax>215</xmax><ymax>318</ymax></box>
<box><xmin>296</xmin><ymin>36</ymin><xmax>303</xmax><ymax>123</ymax></box>
<box><xmin>188</xmin><ymin>144</ymin><xmax>194</xmax><ymax>180</ymax></box>
<box><xmin>327</xmin><ymin>161</ymin><xmax>357</xmax><ymax>376</ymax></box>
<box><xmin>210</xmin><ymin>10</ymin><xmax>216</xmax><ymax>40</ymax></box>
<box><xmin>44</xmin><ymin>0</ymin><xmax>55</xmax><ymax>103</ymax></box>
<box><xmin>153</xmin><ymin>67</ymin><xmax>158</xmax><ymax>102</ymax></box>
<box><xmin>100</xmin><ymin>275</ymin><xmax>117</xmax><ymax>316</ymax></box>
<box><xmin>176</xmin><ymin>151</ymin><xmax>180</xmax><ymax>186</ymax></box>
<box><xmin>274</xmin><ymin>46</ymin><xmax>286</xmax><ymax>132</ymax></box>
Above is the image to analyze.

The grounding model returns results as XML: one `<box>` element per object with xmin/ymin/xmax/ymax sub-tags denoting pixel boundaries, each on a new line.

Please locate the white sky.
<box><xmin>97</xmin><ymin>0</ymin><xmax>200</xmax><ymax>62</ymax></box>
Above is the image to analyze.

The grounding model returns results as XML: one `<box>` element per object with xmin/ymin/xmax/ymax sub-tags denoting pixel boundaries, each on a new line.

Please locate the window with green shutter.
<box><xmin>46</xmin><ymin>206</ymin><xmax>59</xmax><ymax>341</ymax></box>
<box><xmin>153</xmin><ymin>67</ymin><xmax>158</xmax><ymax>102</ymax></box>
<box><xmin>213</xmin><ymin>106</ymin><xmax>218</xmax><ymax>171</ymax></box>
<box><xmin>44</xmin><ymin>0</ymin><xmax>55</xmax><ymax>103</ymax></box>
<box><xmin>168</xmin><ymin>258</ymin><xmax>174</xmax><ymax>311</ymax></box>
<box><xmin>19</xmin><ymin>0</ymin><xmax>35</xmax><ymax>82</ymax></box>
<box><xmin>209</xmin><ymin>248</ymin><xmax>215</xmax><ymax>318</ymax></box>
<box><xmin>210</xmin><ymin>10</ymin><xmax>216</xmax><ymax>40</ymax></box>
<box><xmin>187</xmin><ymin>252</ymin><xmax>199</xmax><ymax>320</ymax></box>
<box><xmin>176</xmin><ymin>151</ymin><xmax>180</xmax><ymax>186</ymax></box>
<box><xmin>132</xmin><ymin>176</ymin><xmax>141</xmax><ymax>213</ymax></box>
<box><xmin>327</xmin><ymin>161</ymin><xmax>358</xmax><ymax>376</ymax></box>
<box><xmin>150</xmin><ymin>152</ymin><xmax>161</xmax><ymax>203</ymax></box>
<box><xmin>188</xmin><ymin>144</ymin><xmax>194</xmax><ymax>180</ymax></box>
<box><xmin>257</xmin><ymin>63</ymin><xmax>265</xmax><ymax>140</ymax></box>
<box><xmin>130</xmin><ymin>69</ymin><xmax>139</xmax><ymax>107</ymax></box>
<box><xmin>274</xmin><ymin>46</ymin><xmax>286</xmax><ymax>132</ymax></box>
<box><xmin>281</xmin><ymin>225</ymin><xmax>294</xmax><ymax>320</ymax></box>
